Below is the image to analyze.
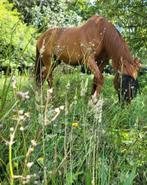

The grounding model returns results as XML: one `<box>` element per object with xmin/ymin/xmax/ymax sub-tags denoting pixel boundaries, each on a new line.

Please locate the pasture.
<box><xmin>0</xmin><ymin>69</ymin><xmax>147</xmax><ymax>184</ymax></box>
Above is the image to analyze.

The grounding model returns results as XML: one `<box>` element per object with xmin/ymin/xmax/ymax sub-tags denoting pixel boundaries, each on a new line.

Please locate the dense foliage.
<box><xmin>9</xmin><ymin>0</ymin><xmax>82</xmax><ymax>29</ymax></box>
<box><xmin>0</xmin><ymin>0</ymin><xmax>35</xmax><ymax>69</ymax></box>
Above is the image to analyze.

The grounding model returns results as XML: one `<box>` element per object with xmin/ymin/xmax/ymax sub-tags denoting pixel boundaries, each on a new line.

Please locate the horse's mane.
<box><xmin>84</xmin><ymin>16</ymin><xmax>134</xmax><ymax>66</ymax></box>
<box><xmin>102</xmin><ymin>19</ymin><xmax>134</xmax><ymax>67</ymax></box>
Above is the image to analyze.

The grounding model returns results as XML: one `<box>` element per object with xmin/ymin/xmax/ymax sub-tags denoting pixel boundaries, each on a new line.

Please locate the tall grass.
<box><xmin>0</xmin><ymin>70</ymin><xmax>147</xmax><ymax>185</ymax></box>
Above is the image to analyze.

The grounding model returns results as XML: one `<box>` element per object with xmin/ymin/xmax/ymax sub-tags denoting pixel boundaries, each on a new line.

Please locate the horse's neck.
<box><xmin>105</xmin><ymin>31</ymin><xmax>133</xmax><ymax>69</ymax></box>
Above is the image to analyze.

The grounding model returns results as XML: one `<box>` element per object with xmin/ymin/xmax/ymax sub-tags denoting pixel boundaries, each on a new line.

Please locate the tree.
<box><xmin>9</xmin><ymin>0</ymin><xmax>82</xmax><ymax>30</ymax></box>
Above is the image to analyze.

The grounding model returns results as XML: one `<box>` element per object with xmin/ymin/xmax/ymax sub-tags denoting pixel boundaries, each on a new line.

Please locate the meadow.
<box><xmin>0</xmin><ymin>68</ymin><xmax>147</xmax><ymax>185</ymax></box>
<box><xmin>0</xmin><ymin>0</ymin><xmax>147</xmax><ymax>184</ymax></box>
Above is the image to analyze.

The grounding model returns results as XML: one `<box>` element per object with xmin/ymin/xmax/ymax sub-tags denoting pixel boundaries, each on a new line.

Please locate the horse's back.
<box><xmin>36</xmin><ymin>15</ymin><xmax>109</xmax><ymax>64</ymax></box>
<box><xmin>36</xmin><ymin>28</ymin><xmax>60</xmax><ymax>50</ymax></box>
<box><xmin>37</xmin><ymin>15</ymin><xmax>109</xmax><ymax>51</ymax></box>
<box><xmin>54</xmin><ymin>17</ymin><xmax>107</xmax><ymax>62</ymax></box>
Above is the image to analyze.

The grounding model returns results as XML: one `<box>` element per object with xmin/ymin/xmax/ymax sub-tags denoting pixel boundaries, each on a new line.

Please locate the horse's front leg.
<box><xmin>113</xmin><ymin>73</ymin><xmax>122</xmax><ymax>101</ymax></box>
<box><xmin>87</xmin><ymin>56</ymin><xmax>104</xmax><ymax>103</ymax></box>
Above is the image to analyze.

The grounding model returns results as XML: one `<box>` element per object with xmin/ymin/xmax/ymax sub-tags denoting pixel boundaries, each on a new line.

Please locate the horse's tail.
<box><xmin>35</xmin><ymin>46</ymin><xmax>42</xmax><ymax>86</ymax></box>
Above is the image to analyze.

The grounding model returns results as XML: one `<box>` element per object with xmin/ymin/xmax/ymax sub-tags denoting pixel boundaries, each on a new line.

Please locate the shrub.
<box><xmin>0</xmin><ymin>0</ymin><xmax>36</xmax><ymax>70</ymax></box>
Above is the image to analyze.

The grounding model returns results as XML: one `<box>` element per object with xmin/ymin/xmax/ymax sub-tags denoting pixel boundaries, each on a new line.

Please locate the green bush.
<box><xmin>0</xmin><ymin>0</ymin><xmax>36</xmax><ymax>69</ymax></box>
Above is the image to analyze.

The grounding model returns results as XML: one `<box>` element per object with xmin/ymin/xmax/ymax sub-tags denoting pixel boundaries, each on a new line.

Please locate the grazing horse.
<box><xmin>35</xmin><ymin>15</ymin><xmax>141</xmax><ymax>103</ymax></box>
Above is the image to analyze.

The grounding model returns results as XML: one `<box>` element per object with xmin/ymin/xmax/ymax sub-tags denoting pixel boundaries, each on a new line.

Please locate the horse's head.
<box><xmin>120</xmin><ymin>74</ymin><xmax>139</xmax><ymax>102</ymax></box>
<box><xmin>114</xmin><ymin>58</ymin><xmax>141</xmax><ymax>102</ymax></box>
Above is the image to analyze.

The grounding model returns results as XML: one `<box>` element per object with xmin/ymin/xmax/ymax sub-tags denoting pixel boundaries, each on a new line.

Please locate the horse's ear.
<box><xmin>134</xmin><ymin>58</ymin><xmax>142</xmax><ymax>69</ymax></box>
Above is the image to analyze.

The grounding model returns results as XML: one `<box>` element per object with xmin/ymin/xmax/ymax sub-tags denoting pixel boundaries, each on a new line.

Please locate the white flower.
<box><xmin>80</xmin><ymin>78</ymin><xmax>88</xmax><ymax>97</ymax></box>
<box><xmin>19</xmin><ymin>115</ymin><xmax>25</xmax><ymax>121</ymax></box>
<box><xmin>31</xmin><ymin>140</ymin><xmax>37</xmax><ymax>147</ymax></box>
<box><xmin>18</xmin><ymin>110</ymin><xmax>24</xmax><ymax>115</ymax></box>
<box><xmin>16</xmin><ymin>91</ymin><xmax>29</xmax><ymax>101</ymax></box>
<box><xmin>54</xmin><ymin>107</ymin><xmax>60</xmax><ymax>113</ymax></box>
<box><xmin>20</xmin><ymin>126</ymin><xmax>24</xmax><ymax>131</ymax></box>
<box><xmin>59</xmin><ymin>105</ymin><xmax>64</xmax><ymax>110</ymax></box>
<box><xmin>12</xmin><ymin>76</ymin><xmax>17</xmax><ymax>89</ymax></box>
<box><xmin>48</xmin><ymin>88</ymin><xmax>53</xmax><ymax>94</ymax></box>
<box><xmin>10</xmin><ymin>127</ymin><xmax>14</xmax><ymax>132</ymax></box>
<box><xmin>24</xmin><ymin>112</ymin><xmax>30</xmax><ymax>118</ymax></box>
<box><xmin>27</xmin><ymin>162</ymin><xmax>34</xmax><ymax>168</ymax></box>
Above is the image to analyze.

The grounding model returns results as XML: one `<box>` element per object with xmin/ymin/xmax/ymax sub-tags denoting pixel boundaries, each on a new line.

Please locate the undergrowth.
<box><xmin>0</xmin><ymin>71</ymin><xmax>147</xmax><ymax>185</ymax></box>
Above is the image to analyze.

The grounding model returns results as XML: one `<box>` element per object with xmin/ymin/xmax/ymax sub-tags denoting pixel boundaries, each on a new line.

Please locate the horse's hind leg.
<box><xmin>47</xmin><ymin>58</ymin><xmax>61</xmax><ymax>88</ymax></box>
<box><xmin>42</xmin><ymin>54</ymin><xmax>60</xmax><ymax>88</ymax></box>
<box><xmin>87</xmin><ymin>56</ymin><xmax>104</xmax><ymax>103</ymax></box>
<box><xmin>40</xmin><ymin>53</ymin><xmax>53</xmax><ymax>88</ymax></box>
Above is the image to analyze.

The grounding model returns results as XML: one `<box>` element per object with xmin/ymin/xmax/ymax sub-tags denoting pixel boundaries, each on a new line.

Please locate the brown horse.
<box><xmin>35</xmin><ymin>15</ymin><xmax>141</xmax><ymax>102</ymax></box>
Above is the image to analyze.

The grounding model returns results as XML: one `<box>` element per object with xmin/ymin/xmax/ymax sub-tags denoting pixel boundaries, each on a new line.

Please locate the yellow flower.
<box><xmin>72</xmin><ymin>122</ymin><xmax>79</xmax><ymax>128</ymax></box>
<box><xmin>37</xmin><ymin>157</ymin><xmax>44</xmax><ymax>167</ymax></box>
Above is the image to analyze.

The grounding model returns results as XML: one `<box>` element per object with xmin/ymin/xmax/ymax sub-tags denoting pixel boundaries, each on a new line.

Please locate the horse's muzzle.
<box><xmin>118</xmin><ymin>75</ymin><xmax>139</xmax><ymax>102</ymax></box>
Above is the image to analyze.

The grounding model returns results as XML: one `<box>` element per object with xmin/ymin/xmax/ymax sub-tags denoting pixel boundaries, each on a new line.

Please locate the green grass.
<box><xmin>0</xmin><ymin>71</ymin><xmax>147</xmax><ymax>185</ymax></box>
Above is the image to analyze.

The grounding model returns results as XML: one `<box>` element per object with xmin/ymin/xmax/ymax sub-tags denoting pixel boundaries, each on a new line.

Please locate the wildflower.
<box><xmin>12</xmin><ymin>76</ymin><xmax>17</xmax><ymax>89</ymax></box>
<box><xmin>31</xmin><ymin>140</ymin><xmax>37</xmax><ymax>147</ymax></box>
<box><xmin>72</xmin><ymin>122</ymin><xmax>79</xmax><ymax>128</ymax></box>
<box><xmin>20</xmin><ymin>126</ymin><xmax>24</xmax><ymax>131</ymax></box>
<box><xmin>54</xmin><ymin>107</ymin><xmax>60</xmax><ymax>113</ymax></box>
<box><xmin>24</xmin><ymin>112</ymin><xmax>30</xmax><ymax>118</ymax></box>
<box><xmin>50</xmin><ymin>108</ymin><xmax>60</xmax><ymax>122</ymax></box>
<box><xmin>59</xmin><ymin>105</ymin><xmax>64</xmax><ymax>110</ymax></box>
<box><xmin>18</xmin><ymin>110</ymin><xmax>24</xmax><ymax>115</ymax></box>
<box><xmin>17</xmin><ymin>110</ymin><xmax>25</xmax><ymax>121</ymax></box>
<box><xmin>10</xmin><ymin>127</ymin><xmax>14</xmax><ymax>132</ymax></box>
<box><xmin>16</xmin><ymin>91</ymin><xmax>29</xmax><ymax>101</ymax></box>
<box><xmin>26</xmin><ymin>147</ymin><xmax>34</xmax><ymax>159</ymax></box>
<box><xmin>27</xmin><ymin>162</ymin><xmax>34</xmax><ymax>168</ymax></box>
<box><xmin>80</xmin><ymin>78</ymin><xmax>88</xmax><ymax>97</ymax></box>
<box><xmin>48</xmin><ymin>88</ymin><xmax>53</xmax><ymax>94</ymax></box>
<box><xmin>19</xmin><ymin>115</ymin><xmax>25</xmax><ymax>121</ymax></box>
